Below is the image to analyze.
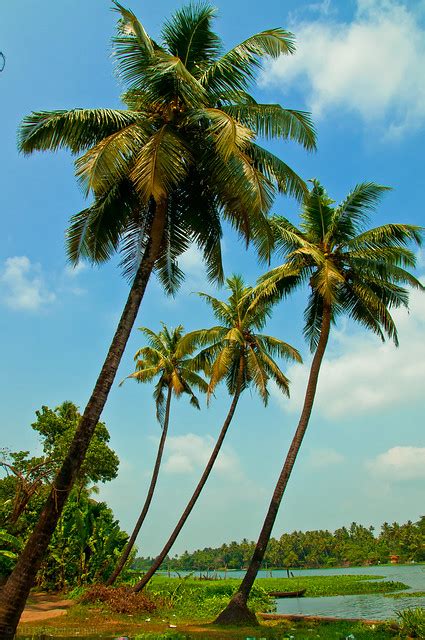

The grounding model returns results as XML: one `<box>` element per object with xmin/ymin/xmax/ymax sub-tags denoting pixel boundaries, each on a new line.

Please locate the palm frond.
<box><xmin>255</xmin><ymin>335</ymin><xmax>302</xmax><ymax>363</ymax></box>
<box><xmin>113</xmin><ymin>1</ymin><xmax>156</xmax><ymax>56</ymax></box>
<box><xmin>75</xmin><ymin>122</ymin><xmax>150</xmax><ymax>196</ymax></box>
<box><xmin>66</xmin><ymin>180</ymin><xmax>134</xmax><ymax>264</ymax></box>
<box><xmin>161</xmin><ymin>2</ymin><xmax>222</xmax><ymax>73</ymax></box>
<box><xmin>348</xmin><ymin>224</ymin><xmax>424</xmax><ymax>250</ymax></box>
<box><xmin>19</xmin><ymin>109</ymin><xmax>142</xmax><ymax>155</ymax></box>
<box><xmin>131</xmin><ymin>126</ymin><xmax>191</xmax><ymax>202</ymax></box>
<box><xmin>340</xmin><ymin>281</ymin><xmax>398</xmax><ymax>345</ymax></box>
<box><xmin>246</xmin><ymin>348</ymin><xmax>269</xmax><ymax>404</ymax></box>
<box><xmin>303</xmin><ymin>290</ymin><xmax>325</xmax><ymax>352</ymax></box>
<box><xmin>223</xmin><ymin>104</ymin><xmax>316</xmax><ymax>150</ymax></box>
<box><xmin>301</xmin><ymin>180</ymin><xmax>335</xmax><ymax>242</ymax></box>
<box><xmin>247</xmin><ymin>145</ymin><xmax>307</xmax><ymax>201</ymax></box>
<box><xmin>200</xmin><ymin>29</ymin><xmax>296</xmax><ymax>95</ymax></box>
<box><xmin>195</xmin><ymin>108</ymin><xmax>254</xmax><ymax>160</ymax></box>
<box><xmin>331</xmin><ymin>182</ymin><xmax>390</xmax><ymax>240</ymax></box>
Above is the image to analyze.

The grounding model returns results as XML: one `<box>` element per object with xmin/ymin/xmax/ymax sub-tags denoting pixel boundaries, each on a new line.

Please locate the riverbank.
<box><xmin>16</xmin><ymin>573</ymin><xmax>411</xmax><ymax>638</ymax></box>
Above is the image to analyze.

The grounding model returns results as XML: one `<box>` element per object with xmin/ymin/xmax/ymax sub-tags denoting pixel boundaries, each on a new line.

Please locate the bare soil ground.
<box><xmin>20</xmin><ymin>591</ymin><xmax>74</xmax><ymax>623</ymax></box>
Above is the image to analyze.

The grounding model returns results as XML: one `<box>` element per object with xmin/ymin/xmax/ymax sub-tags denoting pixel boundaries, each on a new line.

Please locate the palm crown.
<box><xmin>184</xmin><ymin>275</ymin><xmax>302</xmax><ymax>403</ymax></box>
<box><xmin>18</xmin><ymin>1</ymin><xmax>316</xmax><ymax>292</ymax></box>
<box><xmin>257</xmin><ymin>181</ymin><xmax>423</xmax><ymax>349</ymax></box>
<box><xmin>122</xmin><ymin>323</ymin><xmax>208</xmax><ymax>424</ymax></box>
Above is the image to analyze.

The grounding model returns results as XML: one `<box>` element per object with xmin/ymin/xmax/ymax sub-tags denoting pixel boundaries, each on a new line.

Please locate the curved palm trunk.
<box><xmin>0</xmin><ymin>206</ymin><xmax>166</xmax><ymax>640</ymax></box>
<box><xmin>214</xmin><ymin>304</ymin><xmax>332</xmax><ymax>626</ymax></box>
<box><xmin>133</xmin><ymin>363</ymin><xmax>244</xmax><ymax>593</ymax></box>
<box><xmin>107</xmin><ymin>386</ymin><xmax>173</xmax><ymax>586</ymax></box>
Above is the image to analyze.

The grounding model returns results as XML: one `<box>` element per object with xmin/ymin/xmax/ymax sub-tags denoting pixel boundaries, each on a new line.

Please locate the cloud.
<box><xmin>261</xmin><ymin>0</ymin><xmax>425</xmax><ymax>136</ymax></box>
<box><xmin>178</xmin><ymin>245</ymin><xmax>204</xmax><ymax>274</ymax></box>
<box><xmin>0</xmin><ymin>256</ymin><xmax>56</xmax><ymax>311</ymax></box>
<box><xmin>367</xmin><ymin>446</ymin><xmax>425</xmax><ymax>480</ymax></box>
<box><xmin>306</xmin><ymin>447</ymin><xmax>345</xmax><ymax>469</ymax></box>
<box><xmin>64</xmin><ymin>262</ymin><xmax>87</xmax><ymax>278</ymax></box>
<box><xmin>272</xmin><ymin>285</ymin><xmax>425</xmax><ymax>420</ymax></box>
<box><xmin>162</xmin><ymin>433</ymin><xmax>242</xmax><ymax>479</ymax></box>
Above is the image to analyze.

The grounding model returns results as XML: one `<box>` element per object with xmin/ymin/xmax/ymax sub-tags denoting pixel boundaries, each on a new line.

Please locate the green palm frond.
<box><xmin>345</xmin><ymin>245</ymin><xmax>417</xmax><ymax>269</ymax></box>
<box><xmin>330</xmin><ymin>182</ymin><xmax>390</xmax><ymax>239</ymax></box>
<box><xmin>257</xmin><ymin>350</ymin><xmax>291</xmax><ymax>396</ymax></box>
<box><xmin>303</xmin><ymin>290</ymin><xmax>326</xmax><ymax>351</ymax></box>
<box><xmin>348</xmin><ymin>224</ymin><xmax>423</xmax><ymax>250</ymax></box>
<box><xmin>258</xmin><ymin>180</ymin><xmax>423</xmax><ymax>351</ymax></box>
<box><xmin>301</xmin><ymin>180</ymin><xmax>334</xmax><ymax>242</ymax></box>
<box><xmin>131</xmin><ymin>126</ymin><xmax>191</xmax><ymax>201</ymax></box>
<box><xmin>123</xmin><ymin>323</ymin><xmax>208</xmax><ymax>424</ymax></box>
<box><xmin>139</xmin><ymin>54</ymin><xmax>207</xmax><ymax>108</ymax></box>
<box><xmin>19</xmin><ymin>109</ymin><xmax>142</xmax><ymax>155</ymax></box>
<box><xmin>223</xmin><ymin>104</ymin><xmax>316</xmax><ymax>150</ymax></box>
<box><xmin>194</xmin><ymin>275</ymin><xmax>300</xmax><ymax>402</ymax></box>
<box><xmin>201</xmin><ymin>29</ymin><xmax>296</xmax><ymax>95</ymax></box>
<box><xmin>121</xmin><ymin>365</ymin><xmax>162</xmax><ymax>385</ymax></box>
<box><xmin>161</xmin><ymin>2</ymin><xmax>222</xmax><ymax>72</ymax></box>
<box><xmin>247</xmin><ymin>145</ymin><xmax>307</xmax><ymax>201</ymax></box>
<box><xmin>75</xmin><ymin>123</ymin><xmax>150</xmax><ymax>196</ymax></box>
<box><xmin>255</xmin><ymin>335</ymin><xmax>302</xmax><ymax>363</ymax></box>
<box><xmin>196</xmin><ymin>108</ymin><xmax>254</xmax><ymax>160</ymax></box>
<box><xmin>113</xmin><ymin>1</ymin><xmax>157</xmax><ymax>56</ymax></box>
<box><xmin>66</xmin><ymin>180</ymin><xmax>135</xmax><ymax>264</ymax></box>
<box><xmin>342</xmin><ymin>281</ymin><xmax>398</xmax><ymax>345</ymax></box>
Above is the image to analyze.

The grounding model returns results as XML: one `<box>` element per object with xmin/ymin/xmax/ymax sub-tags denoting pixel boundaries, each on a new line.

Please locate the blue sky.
<box><xmin>0</xmin><ymin>0</ymin><xmax>424</xmax><ymax>556</ymax></box>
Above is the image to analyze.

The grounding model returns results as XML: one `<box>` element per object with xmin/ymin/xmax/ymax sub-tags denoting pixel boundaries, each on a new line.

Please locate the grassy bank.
<box><xmin>16</xmin><ymin>619</ymin><xmax>402</xmax><ymax>640</ymax></box>
<box><xmin>16</xmin><ymin>573</ymin><xmax>411</xmax><ymax>638</ymax></box>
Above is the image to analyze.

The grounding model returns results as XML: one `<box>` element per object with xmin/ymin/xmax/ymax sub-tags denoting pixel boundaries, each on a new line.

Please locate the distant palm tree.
<box><xmin>133</xmin><ymin>274</ymin><xmax>301</xmax><ymax>591</ymax></box>
<box><xmin>214</xmin><ymin>181</ymin><xmax>424</xmax><ymax>625</ymax></box>
<box><xmin>107</xmin><ymin>323</ymin><xmax>207</xmax><ymax>585</ymax></box>
<box><xmin>0</xmin><ymin>4</ymin><xmax>315</xmax><ymax>634</ymax></box>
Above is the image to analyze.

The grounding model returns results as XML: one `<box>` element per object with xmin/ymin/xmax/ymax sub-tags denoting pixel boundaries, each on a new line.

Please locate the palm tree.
<box><xmin>214</xmin><ymin>181</ymin><xmax>424</xmax><ymax>625</ymax></box>
<box><xmin>0</xmin><ymin>4</ymin><xmax>316</xmax><ymax>634</ymax></box>
<box><xmin>107</xmin><ymin>323</ymin><xmax>208</xmax><ymax>585</ymax></box>
<box><xmin>133</xmin><ymin>274</ymin><xmax>301</xmax><ymax>591</ymax></box>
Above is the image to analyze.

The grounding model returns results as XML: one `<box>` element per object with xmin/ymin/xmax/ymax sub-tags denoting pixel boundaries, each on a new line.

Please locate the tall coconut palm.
<box><xmin>214</xmin><ymin>181</ymin><xmax>424</xmax><ymax>625</ymax></box>
<box><xmin>133</xmin><ymin>274</ymin><xmax>301</xmax><ymax>591</ymax></box>
<box><xmin>107</xmin><ymin>323</ymin><xmax>208</xmax><ymax>585</ymax></box>
<box><xmin>0</xmin><ymin>4</ymin><xmax>316</xmax><ymax>635</ymax></box>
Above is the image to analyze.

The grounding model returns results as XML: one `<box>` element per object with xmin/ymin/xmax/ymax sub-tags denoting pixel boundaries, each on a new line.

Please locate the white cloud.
<box><xmin>272</xmin><ymin>284</ymin><xmax>425</xmax><ymax>420</ymax></box>
<box><xmin>261</xmin><ymin>0</ymin><xmax>425</xmax><ymax>136</ymax></box>
<box><xmin>64</xmin><ymin>262</ymin><xmax>87</xmax><ymax>278</ymax></box>
<box><xmin>367</xmin><ymin>446</ymin><xmax>425</xmax><ymax>480</ymax></box>
<box><xmin>307</xmin><ymin>447</ymin><xmax>345</xmax><ymax>469</ymax></box>
<box><xmin>0</xmin><ymin>256</ymin><xmax>56</xmax><ymax>311</ymax></box>
<box><xmin>178</xmin><ymin>245</ymin><xmax>204</xmax><ymax>274</ymax></box>
<box><xmin>162</xmin><ymin>433</ymin><xmax>242</xmax><ymax>479</ymax></box>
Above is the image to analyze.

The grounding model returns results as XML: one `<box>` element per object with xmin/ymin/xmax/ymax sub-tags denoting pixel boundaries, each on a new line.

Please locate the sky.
<box><xmin>0</xmin><ymin>0</ymin><xmax>424</xmax><ymax>557</ymax></box>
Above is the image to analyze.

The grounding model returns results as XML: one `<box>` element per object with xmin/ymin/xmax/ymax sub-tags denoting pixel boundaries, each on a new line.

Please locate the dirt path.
<box><xmin>20</xmin><ymin>592</ymin><xmax>73</xmax><ymax>623</ymax></box>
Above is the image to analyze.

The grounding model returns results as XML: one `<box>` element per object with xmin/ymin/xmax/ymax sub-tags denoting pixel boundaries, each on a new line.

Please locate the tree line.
<box><xmin>133</xmin><ymin>518</ymin><xmax>425</xmax><ymax>573</ymax></box>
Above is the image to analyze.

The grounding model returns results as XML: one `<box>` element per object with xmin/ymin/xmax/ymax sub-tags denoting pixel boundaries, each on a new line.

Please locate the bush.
<box><xmin>397</xmin><ymin>607</ymin><xmax>425</xmax><ymax>638</ymax></box>
<box><xmin>80</xmin><ymin>585</ymin><xmax>160</xmax><ymax>615</ymax></box>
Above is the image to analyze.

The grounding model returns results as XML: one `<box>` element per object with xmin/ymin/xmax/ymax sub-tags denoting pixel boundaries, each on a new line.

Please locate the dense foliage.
<box><xmin>0</xmin><ymin>402</ymin><xmax>128</xmax><ymax>589</ymax></box>
<box><xmin>133</xmin><ymin>517</ymin><xmax>425</xmax><ymax>572</ymax></box>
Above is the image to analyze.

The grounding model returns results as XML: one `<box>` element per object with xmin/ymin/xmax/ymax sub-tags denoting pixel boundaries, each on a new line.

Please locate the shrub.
<box><xmin>80</xmin><ymin>585</ymin><xmax>160</xmax><ymax>614</ymax></box>
<box><xmin>397</xmin><ymin>607</ymin><xmax>425</xmax><ymax>638</ymax></box>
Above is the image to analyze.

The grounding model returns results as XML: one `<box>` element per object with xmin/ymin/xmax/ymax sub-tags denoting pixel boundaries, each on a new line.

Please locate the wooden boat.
<box><xmin>268</xmin><ymin>588</ymin><xmax>306</xmax><ymax>598</ymax></box>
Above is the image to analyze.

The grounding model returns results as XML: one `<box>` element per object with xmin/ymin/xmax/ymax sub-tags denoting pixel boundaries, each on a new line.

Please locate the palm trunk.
<box><xmin>133</xmin><ymin>360</ymin><xmax>244</xmax><ymax>593</ymax></box>
<box><xmin>214</xmin><ymin>304</ymin><xmax>332</xmax><ymax>626</ymax></box>
<box><xmin>0</xmin><ymin>204</ymin><xmax>166</xmax><ymax>640</ymax></box>
<box><xmin>106</xmin><ymin>385</ymin><xmax>173</xmax><ymax>586</ymax></box>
